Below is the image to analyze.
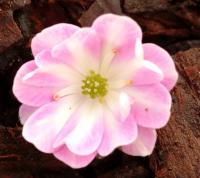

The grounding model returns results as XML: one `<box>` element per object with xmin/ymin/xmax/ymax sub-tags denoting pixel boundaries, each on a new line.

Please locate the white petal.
<box><xmin>65</xmin><ymin>100</ymin><xmax>104</xmax><ymax>155</ymax></box>
<box><xmin>122</xmin><ymin>127</ymin><xmax>157</xmax><ymax>156</ymax></box>
<box><xmin>135</xmin><ymin>38</ymin><xmax>144</xmax><ymax>60</ymax></box>
<box><xmin>105</xmin><ymin>91</ymin><xmax>132</xmax><ymax>122</ymax></box>
<box><xmin>119</xmin><ymin>92</ymin><xmax>131</xmax><ymax>120</ymax></box>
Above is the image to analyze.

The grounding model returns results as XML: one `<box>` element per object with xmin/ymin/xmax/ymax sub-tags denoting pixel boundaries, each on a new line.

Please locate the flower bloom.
<box><xmin>13</xmin><ymin>14</ymin><xmax>178</xmax><ymax>168</ymax></box>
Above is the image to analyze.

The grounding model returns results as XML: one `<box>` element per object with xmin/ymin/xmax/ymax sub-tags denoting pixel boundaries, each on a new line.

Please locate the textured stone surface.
<box><xmin>150</xmin><ymin>48</ymin><xmax>200</xmax><ymax>178</ymax></box>
<box><xmin>123</xmin><ymin>0</ymin><xmax>200</xmax><ymax>46</ymax></box>
<box><xmin>124</xmin><ymin>0</ymin><xmax>170</xmax><ymax>13</ymax></box>
<box><xmin>0</xmin><ymin>0</ymin><xmax>31</xmax><ymax>10</ymax></box>
<box><xmin>79</xmin><ymin>0</ymin><xmax>122</xmax><ymax>26</ymax></box>
<box><xmin>0</xmin><ymin>11</ymin><xmax>22</xmax><ymax>53</ymax></box>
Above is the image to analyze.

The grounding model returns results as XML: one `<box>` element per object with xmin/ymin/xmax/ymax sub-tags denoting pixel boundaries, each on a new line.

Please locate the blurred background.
<box><xmin>0</xmin><ymin>0</ymin><xmax>200</xmax><ymax>177</ymax></box>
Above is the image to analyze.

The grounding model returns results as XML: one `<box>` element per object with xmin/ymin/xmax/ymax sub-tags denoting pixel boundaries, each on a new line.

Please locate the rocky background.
<box><xmin>0</xmin><ymin>0</ymin><xmax>200</xmax><ymax>177</ymax></box>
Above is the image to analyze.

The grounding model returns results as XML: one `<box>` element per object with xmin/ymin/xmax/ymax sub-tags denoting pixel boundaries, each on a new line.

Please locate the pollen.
<box><xmin>81</xmin><ymin>70</ymin><xmax>108</xmax><ymax>99</ymax></box>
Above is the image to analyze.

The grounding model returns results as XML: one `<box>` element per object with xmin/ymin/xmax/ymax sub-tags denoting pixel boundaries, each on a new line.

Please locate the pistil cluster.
<box><xmin>81</xmin><ymin>70</ymin><xmax>108</xmax><ymax>99</ymax></box>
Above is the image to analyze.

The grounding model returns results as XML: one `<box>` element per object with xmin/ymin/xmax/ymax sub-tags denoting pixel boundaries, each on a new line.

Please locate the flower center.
<box><xmin>81</xmin><ymin>70</ymin><xmax>108</xmax><ymax>99</ymax></box>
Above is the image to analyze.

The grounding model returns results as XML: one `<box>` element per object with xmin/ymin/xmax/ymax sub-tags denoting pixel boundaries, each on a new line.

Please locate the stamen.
<box><xmin>53</xmin><ymin>85</ymin><xmax>80</xmax><ymax>101</ymax></box>
<box><xmin>127</xmin><ymin>80</ymin><xmax>133</xmax><ymax>85</ymax></box>
<box><xmin>112</xmin><ymin>48</ymin><xmax>118</xmax><ymax>54</ymax></box>
<box><xmin>53</xmin><ymin>94</ymin><xmax>61</xmax><ymax>101</ymax></box>
<box><xmin>81</xmin><ymin>70</ymin><xmax>108</xmax><ymax>99</ymax></box>
<box><xmin>99</xmin><ymin>48</ymin><xmax>118</xmax><ymax>74</ymax></box>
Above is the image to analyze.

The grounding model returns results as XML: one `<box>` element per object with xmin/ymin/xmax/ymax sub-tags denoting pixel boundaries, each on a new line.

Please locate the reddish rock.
<box><xmin>150</xmin><ymin>48</ymin><xmax>200</xmax><ymax>178</ymax></box>
<box><xmin>57</xmin><ymin>0</ymin><xmax>95</xmax><ymax>23</ymax></box>
<box><xmin>0</xmin><ymin>126</ymin><xmax>82</xmax><ymax>178</ymax></box>
<box><xmin>123</xmin><ymin>0</ymin><xmax>169</xmax><ymax>13</ymax></box>
<box><xmin>123</xmin><ymin>0</ymin><xmax>200</xmax><ymax>46</ymax></box>
<box><xmin>79</xmin><ymin>0</ymin><xmax>122</xmax><ymax>26</ymax></box>
<box><xmin>0</xmin><ymin>0</ymin><xmax>31</xmax><ymax>11</ymax></box>
<box><xmin>0</xmin><ymin>11</ymin><xmax>22</xmax><ymax>53</ymax></box>
<box><xmin>16</xmin><ymin>1</ymin><xmax>70</xmax><ymax>38</ymax></box>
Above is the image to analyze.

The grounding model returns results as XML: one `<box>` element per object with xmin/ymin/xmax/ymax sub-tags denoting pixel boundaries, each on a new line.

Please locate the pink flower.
<box><xmin>13</xmin><ymin>14</ymin><xmax>178</xmax><ymax>168</ymax></box>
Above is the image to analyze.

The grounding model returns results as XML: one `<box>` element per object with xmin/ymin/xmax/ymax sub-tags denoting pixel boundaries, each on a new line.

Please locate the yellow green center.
<box><xmin>81</xmin><ymin>70</ymin><xmax>108</xmax><ymax>99</ymax></box>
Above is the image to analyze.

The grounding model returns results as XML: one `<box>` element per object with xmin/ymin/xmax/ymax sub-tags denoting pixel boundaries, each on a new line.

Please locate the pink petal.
<box><xmin>31</xmin><ymin>23</ymin><xmax>79</xmax><ymax>56</ymax></box>
<box><xmin>35</xmin><ymin>48</ymin><xmax>75</xmax><ymax>69</ymax></box>
<box><xmin>34</xmin><ymin>49</ymin><xmax>83</xmax><ymax>84</ymax></box>
<box><xmin>53</xmin><ymin>109</ymin><xmax>81</xmax><ymax>149</ymax></box>
<box><xmin>22</xmin><ymin>96</ymin><xmax>78</xmax><ymax>153</ymax></box>
<box><xmin>53</xmin><ymin>145</ymin><xmax>96</xmax><ymax>169</ymax></box>
<box><xmin>133</xmin><ymin>60</ymin><xmax>164</xmax><ymax>85</ymax></box>
<box><xmin>52</xmin><ymin>28</ymin><xmax>102</xmax><ymax>74</ymax></box>
<box><xmin>127</xmin><ymin>84</ymin><xmax>171</xmax><ymax>129</ymax></box>
<box><xmin>69</xmin><ymin>27</ymin><xmax>102</xmax><ymax>60</ymax></box>
<box><xmin>19</xmin><ymin>104</ymin><xmax>38</xmax><ymax>125</ymax></box>
<box><xmin>98</xmin><ymin>109</ymin><xmax>137</xmax><ymax>156</ymax></box>
<box><xmin>105</xmin><ymin>91</ymin><xmax>132</xmax><ymax>122</ymax></box>
<box><xmin>12</xmin><ymin>61</ymin><xmax>65</xmax><ymax>107</ymax></box>
<box><xmin>143</xmin><ymin>43</ymin><xmax>178</xmax><ymax>90</ymax></box>
<box><xmin>122</xmin><ymin>127</ymin><xmax>157</xmax><ymax>156</ymax></box>
<box><xmin>51</xmin><ymin>42</ymin><xmax>74</xmax><ymax>67</ymax></box>
<box><xmin>35</xmin><ymin>49</ymin><xmax>53</xmax><ymax>67</ymax></box>
<box><xmin>60</xmin><ymin>101</ymin><xmax>104</xmax><ymax>155</ymax></box>
<box><xmin>92</xmin><ymin>14</ymin><xmax>142</xmax><ymax>61</ymax></box>
<box><xmin>23</xmin><ymin>68</ymin><xmax>68</xmax><ymax>87</ymax></box>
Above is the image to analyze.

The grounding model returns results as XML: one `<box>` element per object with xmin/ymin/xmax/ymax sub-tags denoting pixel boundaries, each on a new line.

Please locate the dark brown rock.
<box><xmin>95</xmin><ymin>156</ymin><xmax>152</xmax><ymax>178</ymax></box>
<box><xmin>150</xmin><ymin>48</ymin><xmax>200</xmax><ymax>178</ymax></box>
<box><xmin>165</xmin><ymin>39</ymin><xmax>200</xmax><ymax>54</ymax></box>
<box><xmin>0</xmin><ymin>11</ymin><xmax>22</xmax><ymax>53</ymax></box>
<box><xmin>79</xmin><ymin>0</ymin><xmax>122</xmax><ymax>26</ymax></box>
<box><xmin>0</xmin><ymin>126</ymin><xmax>83</xmax><ymax>178</ymax></box>
<box><xmin>123</xmin><ymin>0</ymin><xmax>200</xmax><ymax>46</ymax></box>
<box><xmin>0</xmin><ymin>0</ymin><xmax>31</xmax><ymax>11</ymax></box>
<box><xmin>15</xmin><ymin>0</ymin><xmax>70</xmax><ymax>40</ymax></box>
<box><xmin>0</xmin><ymin>125</ymin><xmax>152</xmax><ymax>177</ymax></box>
<box><xmin>124</xmin><ymin>0</ymin><xmax>170</xmax><ymax>13</ymax></box>
<box><xmin>57</xmin><ymin>0</ymin><xmax>95</xmax><ymax>24</ymax></box>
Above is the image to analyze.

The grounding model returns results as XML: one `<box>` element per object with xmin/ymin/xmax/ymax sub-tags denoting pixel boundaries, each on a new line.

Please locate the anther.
<box><xmin>81</xmin><ymin>70</ymin><xmax>108</xmax><ymax>99</ymax></box>
<box><xmin>112</xmin><ymin>48</ymin><xmax>118</xmax><ymax>54</ymax></box>
<box><xmin>53</xmin><ymin>94</ymin><xmax>60</xmax><ymax>101</ymax></box>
